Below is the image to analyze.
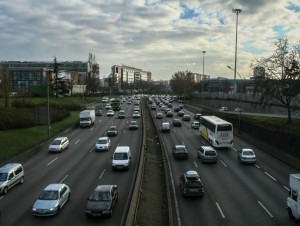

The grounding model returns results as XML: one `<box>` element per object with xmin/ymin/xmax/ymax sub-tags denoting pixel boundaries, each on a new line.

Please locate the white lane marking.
<box><xmin>194</xmin><ymin>161</ymin><xmax>198</xmax><ymax>168</ymax></box>
<box><xmin>60</xmin><ymin>175</ymin><xmax>69</xmax><ymax>183</ymax></box>
<box><xmin>75</xmin><ymin>139</ymin><xmax>80</xmax><ymax>144</ymax></box>
<box><xmin>255</xmin><ymin>164</ymin><xmax>260</xmax><ymax>168</ymax></box>
<box><xmin>258</xmin><ymin>201</ymin><xmax>274</xmax><ymax>218</ymax></box>
<box><xmin>283</xmin><ymin>186</ymin><xmax>290</xmax><ymax>192</ymax></box>
<box><xmin>90</xmin><ymin>127</ymin><xmax>94</xmax><ymax>131</ymax></box>
<box><xmin>181</xmin><ymin>141</ymin><xmax>185</xmax><ymax>146</ymax></box>
<box><xmin>0</xmin><ymin>196</ymin><xmax>4</xmax><ymax>200</ymax></box>
<box><xmin>99</xmin><ymin>169</ymin><xmax>106</xmax><ymax>180</ymax></box>
<box><xmin>47</xmin><ymin>157</ymin><xmax>58</xmax><ymax>166</ymax></box>
<box><xmin>232</xmin><ymin>147</ymin><xmax>238</xmax><ymax>152</ymax></box>
<box><xmin>264</xmin><ymin>172</ymin><xmax>277</xmax><ymax>182</ymax></box>
<box><xmin>216</xmin><ymin>202</ymin><xmax>225</xmax><ymax>218</ymax></box>
<box><xmin>220</xmin><ymin>160</ymin><xmax>227</xmax><ymax>167</ymax></box>
<box><xmin>98</xmin><ymin>120</ymin><xmax>102</xmax><ymax>123</ymax></box>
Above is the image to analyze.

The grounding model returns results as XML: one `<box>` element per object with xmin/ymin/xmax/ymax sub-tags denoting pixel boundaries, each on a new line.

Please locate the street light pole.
<box><xmin>232</xmin><ymin>8</ymin><xmax>242</xmax><ymax>93</ymax></box>
<box><xmin>202</xmin><ymin>51</ymin><xmax>206</xmax><ymax>108</ymax></box>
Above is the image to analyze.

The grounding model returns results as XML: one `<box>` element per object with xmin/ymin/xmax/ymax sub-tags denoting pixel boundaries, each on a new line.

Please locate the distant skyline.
<box><xmin>0</xmin><ymin>0</ymin><xmax>299</xmax><ymax>80</ymax></box>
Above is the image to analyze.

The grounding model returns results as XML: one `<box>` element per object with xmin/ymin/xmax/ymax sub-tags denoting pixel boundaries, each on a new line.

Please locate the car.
<box><xmin>112</xmin><ymin>146</ymin><xmax>131</xmax><ymax>170</ymax></box>
<box><xmin>172</xmin><ymin>118</ymin><xmax>182</xmax><ymax>127</ymax></box>
<box><xmin>151</xmin><ymin>104</ymin><xmax>157</xmax><ymax>110</ymax></box>
<box><xmin>166</xmin><ymin>111</ymin><xmax>173</xmax><ymax>118</ymax></box>
<box><xmin>197</xmin><ymin>146</ymin><xmax>217</xmax><ymax>163</ymax></box>
<box><xmin>95</xmin><ymin>137</ymin><xmax>111</xmax><ymax>151</ymax></box>
<box><xmin>161</xmin><ymin>122</ymin><xmax>170</xmax><ymax>133</ymax></box>
<box><xmin>132</xmin><ymin>111</ymin><xmax>140</xmax><ymax>118</ymax></box>
<box><xmin>173</xmin><ymin>145</ymin><xmax>189</xmax><ymax>159</ymax></box>
<box><xmin>129</xmin><ymin>121</ymin><xmax>139</xmax><ymax>130</ymax></box>
<box><xmin>105</xmin><ymin>104</ymin><xmax>112</xmax><ymax>109</ymax></box>
<box><xmin>106</xmin><ymin>110</ymin><xmax>114</xmax><ymax>116</ymax></box>
<box><xmin>156</xmin><ymin>112</ymin><xmax>163</xmax><ymax>119</ymax></box>
<box><xmin>134</xmin><ymin>106</ymin><xmax>140</xmax><ymax>112</ymax></box>
<box><xmin>127</xmin><ymin>100</ymin><xmax>132</xmax><ymax>104</ymax></box>
<box><xmin>219</xmin><ymin>106</ymin><xmax>228</xmax><ymax>111</ymax></box>
<box><xmin>48</xmin><ymin>137</ymin><xmax>69</xmax><ymax>153</ymax></box>
<box><xmin>96</xmin><ymin>110</ymin><xmax>102</xmax><ymax>116</ymax></box>
<box><xmin>0</xmin><ymin>163</ymin><xmax>24</xmax><ymax>195</ymax></box>
<box><xmin>85</xmin><ymin>185</ymin><xmax>118</xmax><ymax>217</ymax></box>
<box><xmin>194</xmin><ymin>113</ymin><xmax>202</xmax><ymax>120</ymax></box>
<box><xmin>191</xmin><ymin>121</ymin><xmax>200</xmax><ymax>129</ymax></box>
<box><xmin>182</xmin><ymin>114</ymin><xmax>191</xmax><ymax>121</ymax></box>
<box><xmin>107</xmin><ymin>126</ymin><xmax>118</xmax><ymax>136</ymax></box>
<box><xmin>179</xmin><ymin>170</ymin><xmax>204</xmax><ymax>197</ymax></box>
<box><xmin>177</xmin><ymin>110</ymin><xmax>184</xmax><ymax>117</ymax></box>
<box><xmin>32</xmin><ymin>184</ymin><xmax>71</xmax><ymax>216</ymax></box>
<box><xmin>234</xmin><ymin>108</ymin><xmax>243</xmax><ymax>112</ymax></box>
<box><xmin>117</xmin><ymin>110</ymin><xmax>126</xmax><ymax>119</ymax></box>
<box><xmin>174</xmin><ymin>107</ymin><xmax>180</xmax><ymax>112</ymax></box>
<box><xmin>238</xmin><ymin>148</ymin><xmax>256</xmax><ymax>164</ymax></box>
<box><xmin>179</xmin><ymin>104</ymin><xmax>184</xmax><ymax>109</ymax></box>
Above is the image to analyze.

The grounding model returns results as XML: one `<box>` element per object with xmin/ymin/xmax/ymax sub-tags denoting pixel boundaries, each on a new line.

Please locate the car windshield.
<box><xmin>0</xmin><ymin>173</ymin><xmax>8</xmax><ymax>181</ymax></box>
<box><xmin>130</xmin><ymin>121</ymin><xmax>137</xmax><ymax>125</ymax></box>
<box><xmin>109</xmin><ymin>127</ymin><xmax>116</xmax><ymax>131</ymax></box>
<box><xmin>51</xmin><ymin>140</ymin><xmax>61</xmax><ymax>145</ymax></box>
<box><xmin>186</xmin><ymin>178</ymin><xmax>202</xmax><ymax>188</ymax></box>
<box><xmin>38</xmin><ymin>190</ymin><xmax>58</xmax><ymax>200</ymax></box>
<box><xmin>206</xmin><ymin>151</ymin><xmax>216</xmax><ymax>156</ymax></box>
<box><xmin>97</xmin><ymin>139</ymin><xmax>107</xmax><ymax>144</ymax></box>
<box><xmin>243</xmin><ymin>150</ymin><xmax>254</xmax><ymax>155</ymax></box>
<box><xmin>114</xmin><ymin>153</ymin><xmax>128</xmax><ymax>160</ymax></box>
<box><xmin>176</xmin><ymin>147</ymin><xmax>187</xmax><ymax>153</ymax></box>
<box><xmin>90</xmin><ymin>191</ymin><xmax>111</xmax><ymax>201</ymax></box>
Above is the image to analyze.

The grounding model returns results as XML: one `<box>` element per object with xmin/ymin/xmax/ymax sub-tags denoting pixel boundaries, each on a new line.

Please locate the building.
<box><xmin>0</xmin><ymin>53</ymin><xmax>99</xmax><ymax>96</ymax></box>
<box><xmin>111</xmin><ymin>65</ymin><xmax>151</xmax><ymax>90</ymax></box>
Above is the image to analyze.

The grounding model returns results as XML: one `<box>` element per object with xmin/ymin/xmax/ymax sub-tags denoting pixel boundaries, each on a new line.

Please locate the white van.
<box><xmin>112</xmin><ymin>146</ymin><xmax>131</xmax><ymax>170</ymax></box>
<box><xmin>0</xmin><ymin>163</ymin><xmax>24</xmax><ymax>195</ymax></box>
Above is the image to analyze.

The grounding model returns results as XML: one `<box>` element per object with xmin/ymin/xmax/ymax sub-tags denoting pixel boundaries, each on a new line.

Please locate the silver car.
<box><xmin>32</xmin><ymin>184</ymin><xmax>71</xmax><ymax>216</ymax></box>
<box><xmin>238</xmin><ymin>149</ymin><xmax>256</xmax><ymax>164</ymax></box>
<box><xmin>48</xmin><ymin>137</ymin><xmax>69</xmax><ymax>153</ymax></box>
<box><xmin>198</xmin><ymin>146</ymin><xmax>217</xmax><ymax>163</ymax></box>
<box><xmin>95</xmin><ymin>137</ymin><xmax>111</xmax><ymax>151</ymax></box>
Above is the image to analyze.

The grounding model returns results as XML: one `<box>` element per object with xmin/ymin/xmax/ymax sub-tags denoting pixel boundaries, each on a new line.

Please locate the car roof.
<box><xmin>98</xmin><ymin>136</ymin><xmax>109</xmax><ymax>140</ymax></box>
<box><xmin>201</xmin><ymin>146</ymin><xmax>215</xmax><ymax>151</ymax></box>
<box><xmin>44</xmin><ymin>184</ymin><xmax>66</xmax><ymax>191</ymax></box>
<box><xmin>175</xmin><ymin>145</ymin><xmax>186</xmax><ymax>148</ymax></box>
<box><xmin>54</xmin><ymin>137</ymin><xmax>66</xmax><ymax>141</ymax></box>
<box><xmin>242</xmin><ymin>148</ymin><xmax>254</xmax><ymax>152</ymax></box>
<box><xmin>185</xmin><ymin>170</ymin><xmax>199</xmax><ymax>178</ymax></box>
<box><xmin>95</xmin><ymin>185</ymin><xmax>116</xmax><ymax>192</ymax></box>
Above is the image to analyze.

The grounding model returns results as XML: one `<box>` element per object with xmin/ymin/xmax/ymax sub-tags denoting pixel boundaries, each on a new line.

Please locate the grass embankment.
<box><xmin>0</xmin><ymin>96</ymin><xmax>101</xmax><ymax>163</ymax></box>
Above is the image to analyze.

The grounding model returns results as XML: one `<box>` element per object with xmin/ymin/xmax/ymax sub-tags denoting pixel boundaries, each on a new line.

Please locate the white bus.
<box><xmin>199</xmin><ymin>116</ymin><xmax>233</xmax><ymax>148</ymax></box>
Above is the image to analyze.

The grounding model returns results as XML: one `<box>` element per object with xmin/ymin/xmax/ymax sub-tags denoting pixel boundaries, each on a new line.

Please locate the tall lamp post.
<box><xmin>232</xmin><ymin>8</ymin><xmax>242</xmax><ymax>93</ymax></box>
<box><xmin>202</xmin><ymin>51</ymin><xmax>206</xmax><ymax>108</ymax></box>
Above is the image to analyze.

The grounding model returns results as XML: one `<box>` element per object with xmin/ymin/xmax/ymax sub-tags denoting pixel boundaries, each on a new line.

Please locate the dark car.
<box><xmin>194</xmin><ymin>113</ymin><xmax>202</xmax><ymax>120</ymax></box>
<box><xmin>96</xmin><ymin>110</ymin><xmax>102</xmax><ymax>116</ymax></box>
<box><xmin>174</xmin><ymin>107</ymin><xmax>180</xmax><ymax>112</ymax></box>
<box><xmin>172</xmin><ymin>118</ymin><xmax>182</xmax><ymax>127</ymax></box>
<box><xmin>107</xmin><ymin>126</ymin><xmax>118</xmax><ymax>136</ymax></box>
<box><xmin>166</xmin><ymin>111</ymin><xmax>173</xmax><ymax>118</ymax></box>
<box><xmin>182</xmin><ymin>114</ymin><xmax>191</xmax><ymax>121</ymax></box>
<box><xmin>177</xmin><ymin>110</ymin><xmax>185</xmax><ymax>117</ymax></box>
<box><xmin>173</xmin><ymin>145</ymin><xmax>189</xmax><ymax>159</ymax></box>
<box><xmin>179</xmin><ymin>170</ymin><xmax>204</xmax><ymax>197</ymax></box>
<box><xmin>85</xmin><ymin>185</ymin><xmax>118</xmax><ymax>217</ymax></box>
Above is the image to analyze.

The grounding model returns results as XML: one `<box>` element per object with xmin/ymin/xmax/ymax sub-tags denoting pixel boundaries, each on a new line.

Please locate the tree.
<box><xmin>252</xmin><ymin>38</ymin><xmax>300</xmax><ymax>123</ymax></box>
<box><xmin>170</xmin><ymin>71</ymin><xmax>195</xmax><ymax>99</ymax></box>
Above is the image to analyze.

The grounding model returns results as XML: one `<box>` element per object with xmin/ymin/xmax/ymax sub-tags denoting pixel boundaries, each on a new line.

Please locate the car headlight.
<box><xmin>32</xmin><ymin>207</ymin><xmax>37</xmax><ymax>211</ymax></box>
<box><xmin>102</xmin><ymin>210</ymin><xmax>110</xmax><ymax>214</ymax></box>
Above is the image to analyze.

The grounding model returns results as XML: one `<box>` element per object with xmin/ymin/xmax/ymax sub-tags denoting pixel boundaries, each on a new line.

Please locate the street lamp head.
<box><xmin>232</xmin><ymin>9</ymin><xmax>242</xmax><ymax>14</ymax></box>
<box><xmin>227</xmin><ymin>65</ymin><xmax>232</xmax><ymax>69</ymax></box>
<box><xmin>202</xmin><ymin>51</ymin><xmax>206</xmax><ymax>54</ymax></box>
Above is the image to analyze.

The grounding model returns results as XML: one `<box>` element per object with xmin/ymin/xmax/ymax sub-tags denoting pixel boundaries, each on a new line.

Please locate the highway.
<box><xmin>149</xmin><ymin>98</ymin><xmax>299</xmax><ymax>226</ymax></box>
<box><xmin>0</xmin><ymin>101</ymin><xmax>143</xmax><ymax>226</ymax></box>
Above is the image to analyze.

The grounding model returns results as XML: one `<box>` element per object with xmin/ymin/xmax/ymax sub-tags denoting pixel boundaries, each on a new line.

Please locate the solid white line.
<box><xmin>47</xmin><ymin>157</ymin><xmax>58</xmax><ymax>166</ymax></box>
<box><xmin>90</xmin><ymin>147</ymin><xmax>94</xmax><ymax>153</ymax></box>
<box><xmin>99</xmin><ymin>169</ymin><xmax>106</xmax><ymax>180</ymax></box>
<box><xmin>75</xmin><ymin>139</ymin><xmax>80</xmax><ymax>144</ymax></box>
<box><xmin>60</xmin><ymin>175</ymin><xmax>69</xmax><ymax>183</ymax></box>
<box><xmin>255</xmin><ymin>164</ymin><xmax>260</xmax><ymax>168</ymax></box>
<box><xmin>216</xmin><ymin>202</ymin><xmax>225</xmax><ymax>218</ymax></box>
<box><xmin>194</xmin><ymin>161</ymin><xmax>198</xmax><ymax>168</ymax></box>
<box><xmin>220</xmin><ymin>160</ymin><xmax>227</xmax><ymax>167</ymax></box>
<box><xmin>283</xmin><ymin>186</ymin><xmax>290</xmax><ymax>191</ymax></box>
<box><xmin>258</xmin><ymin>201</ymin><xmax>274</xmax><ymax>218</ymax></box>
<box><xmin>264</xmin><ymin>172</ymin><xmax>277</xmax><ymax>181</ymax></box>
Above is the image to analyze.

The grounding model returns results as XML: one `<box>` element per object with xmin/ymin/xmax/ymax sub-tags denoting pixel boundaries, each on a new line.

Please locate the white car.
<box><xmin>238</xmin><ymin>148</ymin><xmax>256</xmax><ymax>164</ymax></box>
<box><xmin>105</xmin><ymin>104</ymin><xmax>112</xmax><ymax>109</ymax></box>
<box><xmin>191</xmin><ymin>121</ymin><xmax>200</xmax><ymax>129</ymax></box>
<box><xmin>32</xmin><ymin>184</ymin><xmax>71</xmax><ymax>216</ymax></box>
<box><xmin>48</xmin><ymin>137</ymin><xmax>69</xmax><ymax>153</ymax></box>
<box><xmin>132</xmin><ymin>111</ymin><xmax>140</xmax><ymax>118</ymax></box>
<box><xmin>95</xmin><ymin>137</ymin><xmax>111</xmax><ymax>151</ymax></box>
<box><xmin>106</xmin><ymin>110</ymin><xmax>114</xmax><ymax>116</ymax></box>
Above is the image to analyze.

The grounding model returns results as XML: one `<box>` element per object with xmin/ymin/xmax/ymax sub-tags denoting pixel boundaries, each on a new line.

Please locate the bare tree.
<box><xmin>252</xmin><ymin>38</ymin><xmax>300</xmax><ymax>123</ymax></box>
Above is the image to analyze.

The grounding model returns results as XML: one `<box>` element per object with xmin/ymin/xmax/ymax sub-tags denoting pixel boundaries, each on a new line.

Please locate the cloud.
<box><xmin>0</xmin><ymin>0</ymin><xmax>299</xmax><ymax>80</ymax></box>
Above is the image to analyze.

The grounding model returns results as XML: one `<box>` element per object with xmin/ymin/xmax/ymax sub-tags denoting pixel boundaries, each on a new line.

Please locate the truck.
<box><xmin>287</xmin><ymin>173</ymin><xmax>300</xmax><ymax>219</ymax></box>
<box><xmin>79</xmin><ymin>109</ymin><xmax>95</xmax><ymax>128</ymax></box>
<box><xmin>111</xmin><ymin>99</ymin><xmax>121</xmax><ymax>111</ymax></box>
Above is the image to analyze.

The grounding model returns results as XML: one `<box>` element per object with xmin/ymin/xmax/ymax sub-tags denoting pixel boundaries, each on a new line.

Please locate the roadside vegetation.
<box><xmin>0</xmin><ymin>96</ymin><xmax>101</xmax><ymax>163</ymax></box>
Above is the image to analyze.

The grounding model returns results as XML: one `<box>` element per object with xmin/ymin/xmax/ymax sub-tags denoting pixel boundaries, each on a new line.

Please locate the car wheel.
<box><xmin>20</xmin><ymin>177</ymin><xmax>24</xmax><ymax>184</ymax></box>
<box><xmin>56</xmin><ymin>206</ymin><xmax>61</xmax><ymax>215</ymax></box>
<box><xmin>288</xmin><ymin>207</ymin><xmax>294</xmax><ymax>219</ymax></box>
<box><xmin>3</xmin><ymin>187</ymin><xmax>8</xmax><ymax>195</ymax></box>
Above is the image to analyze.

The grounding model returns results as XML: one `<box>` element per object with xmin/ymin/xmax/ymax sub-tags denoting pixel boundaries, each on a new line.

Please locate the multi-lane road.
<box><xmin>149</xmin><ymin>99</ymin><xmax>299</xmax><ymax>226</ymax></box>
<box><xmin>0</xmin><ymin>101</ymin><xmax>143</xmax><ymax>226</ymax></box>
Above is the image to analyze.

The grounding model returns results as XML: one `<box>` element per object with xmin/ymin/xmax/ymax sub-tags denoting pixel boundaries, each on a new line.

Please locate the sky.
<box><xmin>0</xmin><ymin>0</ymin><xmax>299</xmax><ymax>81</ymax></box>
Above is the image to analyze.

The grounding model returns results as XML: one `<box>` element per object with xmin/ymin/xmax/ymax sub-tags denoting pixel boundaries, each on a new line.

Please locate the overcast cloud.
<box><xmin>0</xmin><ymin>0</ymin><xmax>299</xmax><ymax>80</ymax></box>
